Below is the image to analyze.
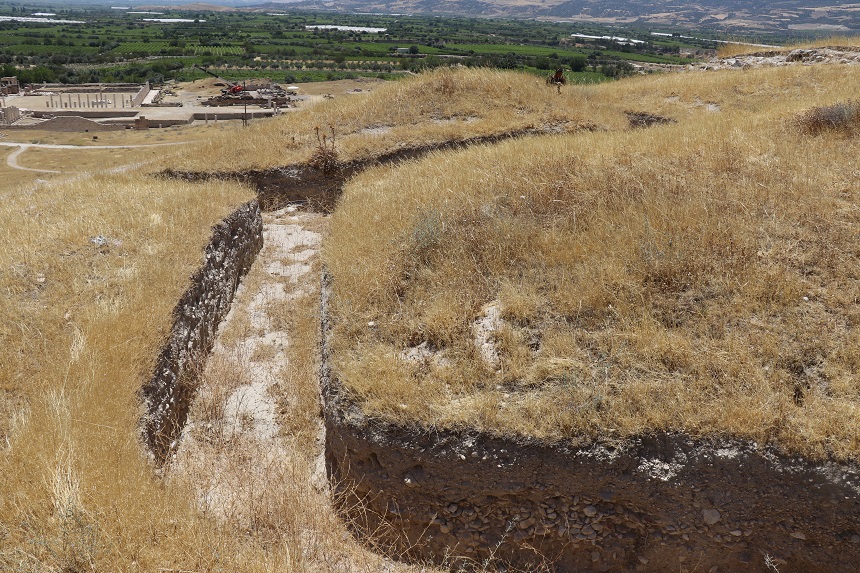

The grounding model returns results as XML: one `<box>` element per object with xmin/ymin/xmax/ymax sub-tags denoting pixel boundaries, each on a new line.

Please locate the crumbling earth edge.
<box><xmin>140</xmin><ymin>200</ymin><xmax>263</xmax><ymax>463</ymax></box>
<box><xmin>320</xmin><ymin>273</ymin><xmax>860</xmax><ymax>573</ymax></box>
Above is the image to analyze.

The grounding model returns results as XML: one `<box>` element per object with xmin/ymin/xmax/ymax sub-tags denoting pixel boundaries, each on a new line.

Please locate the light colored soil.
<box><xmin>292</xmin><ymin>77</ymin><xmax>387</xmax><ymax>98</ymax></box>
<box><xmin>171</xmin><ymin>206</ymin><xmax>323</xmax><ymax>522</ymax></box>
<box><xmin>170</xmin><ymin>205</ymin><xmax>428</xmax><ymax>572</ymax></box>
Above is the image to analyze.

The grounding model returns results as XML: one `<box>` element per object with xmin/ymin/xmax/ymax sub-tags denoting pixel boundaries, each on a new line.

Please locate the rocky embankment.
<box><xmin>703</xmin><ymin>47</ymin><xmax>860</xmax><ymax>71</ymax></box>
<box><xmin>636</xmin><ymin>46</ymin><xmax>860</xmax><ymax>73</ymax></box>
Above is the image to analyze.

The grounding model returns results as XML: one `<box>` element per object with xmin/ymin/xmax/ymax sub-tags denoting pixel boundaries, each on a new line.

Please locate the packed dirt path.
<box><xmin>0</xmin><ymin>141</ymin><xmax>187</xmax><ymax>172</ymax></box>
<box><xmin>169</xmin><ymin>205</ymin><xmax>426</xmax><ymax>573</ymax></box>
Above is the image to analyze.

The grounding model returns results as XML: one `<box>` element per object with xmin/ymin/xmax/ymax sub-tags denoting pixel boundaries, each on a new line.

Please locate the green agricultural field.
<box><xmin>115</xmin><ymin>41</ymin><xmax>172</xmax><ymax>54</ymax></box>
<box><xmin>0</xmin><ymin>6</ymin><xmax>787</xmax><ymax>85</ymax></box>
<box><xmin>193</xmin><ymin>46</ymin><xmax>244</xmax><ymax>56</ymax></box>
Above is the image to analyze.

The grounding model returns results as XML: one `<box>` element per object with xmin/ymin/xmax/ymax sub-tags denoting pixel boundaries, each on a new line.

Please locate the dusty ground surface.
<box><xmin>169</xmin><ymin>205</ymin><xmax>429</xmax><ymax>572</ymax></box>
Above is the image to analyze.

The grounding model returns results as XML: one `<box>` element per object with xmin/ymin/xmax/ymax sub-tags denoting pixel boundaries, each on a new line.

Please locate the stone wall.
<box><xmin>321</xmin><ymin>276</ymin><xmax>860</xmax><ymax>573</ymax></box>
<box><xmin>21</xmin><ymin>116</ymin><xmax>124</xmax><ymax>132</ymax></box>
<box><xmin>32</xmin><ymin>110</ymin><xmax>138</xmax><ymax>119</ymax></box>
<box><xmin>141</xmin><ymin>201</ymin><xmax>263</xmax><ymax>462</ymax></box>
<box><xmin>131</xmin><ymin>82</ymin><xmax>151</xmax><ymax>107</ymax></box>
<box><xmin>0</xmin><ymin>106</ymin><xmax>21</xmax><ymax>124</ymax></box>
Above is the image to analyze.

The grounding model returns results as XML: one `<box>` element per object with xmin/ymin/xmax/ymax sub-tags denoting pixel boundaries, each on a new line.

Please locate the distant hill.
<box><xmin>250</xmin><ymin>0</ymin><xmax>860</xmax><ymax>33</ymax></box>
<box><xmin>134</xmin><ymin>2</ymin><xmax>239</xmax><ymax>11</ymax></box>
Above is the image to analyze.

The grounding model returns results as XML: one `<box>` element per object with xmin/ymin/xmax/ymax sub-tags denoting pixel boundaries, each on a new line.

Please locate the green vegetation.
<box><xmin>0</xmin><ymin>4</ymin><xmax>726</xmax><ymax>84</ymax></box>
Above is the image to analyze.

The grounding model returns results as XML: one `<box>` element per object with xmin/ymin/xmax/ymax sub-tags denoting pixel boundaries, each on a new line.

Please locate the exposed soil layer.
<box><xmin>160</xmin><ymin>127</ymin><xmax>589</xmax><ymax>213</ymax></box>
<box><xmin>625</xmin><ymin>111</ymin><xmax>676</xmax><ymax>129</ymax></box>
<box><xmin>321</xmin><ymin>277</ymin><xmax>860</xmax><ymax>573</ymax></box>
<box><xmin>141</xmin><ymin>201</ymin><xmax>263</xmax><ymax>462</ymax></box>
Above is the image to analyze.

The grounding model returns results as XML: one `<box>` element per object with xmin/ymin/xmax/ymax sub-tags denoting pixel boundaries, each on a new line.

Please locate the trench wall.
<box><xmin>321</xmin><ymin>276</ymin><xmax>860</xmax><ymax>573</ymax></box>
<box><xmin>141</xmin><ymin>200</ymin><xmax>263</xmax><ymax>462</ymax></box>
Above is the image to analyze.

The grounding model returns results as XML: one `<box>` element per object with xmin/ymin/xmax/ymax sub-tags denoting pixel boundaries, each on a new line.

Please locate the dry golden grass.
<box><xmin>325</xmin><ymin>63</ymin><xmax>860</xmax><ymax>461</ymax></box>
<box><xmin>164</xmin><ymin>67</ymin><xmax>622</xmax><ymax>173</ymax></box>
<box><xmin>15</xmin><ymin>147</ymin><xmax>158</xmax><ymax>172</ymax></box>
<box><xmin>0</xmin><ymin>125</ymin><xmax>209</xmax><ymax>189</ymax></box>
<box><xmin>0</xmin><ymin>126</ymin><xmax>210</xmax><ymax>146</ymax></box>
<box><xmin>0</xmin><ymin>168</ymin><xmax>268</xmax><ymax>571</ymax></box>
<box><xmin>0</xmin><ymin>154</ymin><xmax>56</xmax><ymax>189</ymax></box>
<box><xmin>3</xmin><ymin>59</ymin><xmax>860</xmax><ymax>573</ymax></box>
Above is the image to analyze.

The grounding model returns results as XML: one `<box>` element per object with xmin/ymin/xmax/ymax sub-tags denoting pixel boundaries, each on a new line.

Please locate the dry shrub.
<box><xmin>795</xmin><ymin>100</ymin><xmax>860</xmax><ymax>135</ymax></box>
<box><xmin>309</xmin><ymin>125</ymin><xmax>341</xmax><ymax>175</ymax></box>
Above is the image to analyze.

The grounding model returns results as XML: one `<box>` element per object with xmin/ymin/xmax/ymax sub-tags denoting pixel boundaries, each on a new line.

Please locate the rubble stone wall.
<box><xmin>141</xmin><ymin>201</ymin><xmax>263</xmax><ymax>462</ymax></box>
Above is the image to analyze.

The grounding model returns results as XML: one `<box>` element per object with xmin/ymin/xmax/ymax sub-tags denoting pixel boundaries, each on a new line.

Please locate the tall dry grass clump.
<box><xmin>325</xmin><ymin>64</ymin><xmax>860</xmax><ymax>461</ymax></box>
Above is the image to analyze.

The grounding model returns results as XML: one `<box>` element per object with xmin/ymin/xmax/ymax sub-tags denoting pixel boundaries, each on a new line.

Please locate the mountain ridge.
<box><xmin>247</xmin><ymin>0</ymin><xmax>860</xmax><ymax>33</ymax></box>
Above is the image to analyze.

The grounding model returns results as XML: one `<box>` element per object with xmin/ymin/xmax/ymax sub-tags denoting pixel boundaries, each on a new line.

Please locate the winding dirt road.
<box><xmin>0</xmin><ymin>141</ymin><xmax>187</xmax><ymax>172</ymax></box>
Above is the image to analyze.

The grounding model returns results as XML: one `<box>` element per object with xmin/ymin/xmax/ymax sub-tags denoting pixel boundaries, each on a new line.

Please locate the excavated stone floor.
<box><xmin>170</xmin><ymin>206</ymin><xmax>321</xmax><ymax>524</ymax></box>
<box><xmin>168</xmin><ymin>205</ymin><xmax>428</xmax><ymax>573</ymax></box>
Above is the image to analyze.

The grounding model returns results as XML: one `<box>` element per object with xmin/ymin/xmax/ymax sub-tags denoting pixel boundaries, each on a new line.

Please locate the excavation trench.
<box><xmin>142</xmin><ymin>129</ymin><xmax>560</xmax><ymax>459</ymax></box>
<box><xmin>140</xmin><ymin>200</ymin><xmax>263</xmax><ymax>461</ymax></box>
<box><xmin>145</xmin><ymin>132</ymin><xmax>860</xmax><ymax>573</ymax></box>
<box><xmin>159</xmin><ymin>126</ymin><xmax>586</xmax><ymax>213</ymax></box>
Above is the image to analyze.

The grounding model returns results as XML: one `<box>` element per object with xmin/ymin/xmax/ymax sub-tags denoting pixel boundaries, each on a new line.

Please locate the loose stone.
<box><xmin>702</xmin><ymin>508</ymin><xmax>721</xmax><ymax>525</ymax></box>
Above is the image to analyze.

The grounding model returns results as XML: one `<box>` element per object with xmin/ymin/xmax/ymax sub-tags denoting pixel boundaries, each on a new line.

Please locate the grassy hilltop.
<box><xmin>2</xmin><ymin>43</ymin><xmax>860</xmax><ymax>571</ymax></box>
<box><xmin>325</xmin><ymin>64</ymin><xmax>860</xmax><ymax>460</ymax></box>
